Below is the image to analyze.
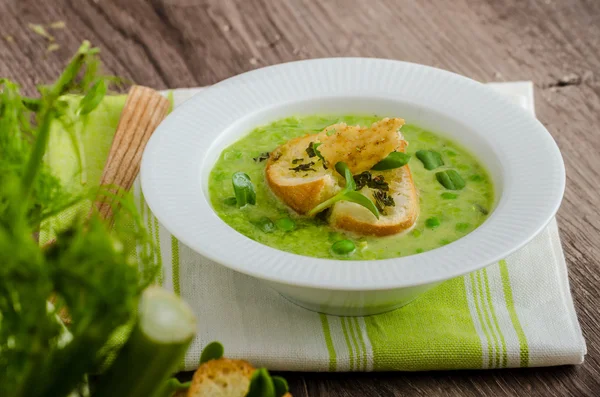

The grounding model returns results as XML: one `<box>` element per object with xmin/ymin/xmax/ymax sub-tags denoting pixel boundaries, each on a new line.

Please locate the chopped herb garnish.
<box><xmin>373</xmin><ymin>190</ymin><xmax>395</xmax><ymax>213</ymax></box>
<box><xmin>289</xmin><ymin>161</ymin><xmax>316</xmax><ymax>172</ymax></box>
<box><xmin>326</xmin><ymin>128</ymin><xmax>336</xmax><ymax>136</ymax></box>
<box><xmin>306</xmin><ymin>142</ymin><xmax>318</xmax><ymax>157</ymax></box>
<box><xmin>353</xmin><ymin>171</ymin><xmax>389</xmax><ymax>191</ymax></box>
<box><xmin>306</xmin><ymin>141</ymin><xmax>326</xmax><ymax>167</ymax></box>
<box><xmin>292</xmin><ymin>158</ymin><xmax>304</xmax><ymax>164</ymax></box>
<box><xmin>253</xmin><ymin>152</ymin><xmax>270</xmax><ymax>162</ymax></box>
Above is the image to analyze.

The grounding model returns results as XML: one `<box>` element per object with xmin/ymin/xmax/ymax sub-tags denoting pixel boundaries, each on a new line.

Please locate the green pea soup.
<box><xmin>208</xmin><ymin>115</ymin><xmax>494</xmax><ymax>260</ymax></box>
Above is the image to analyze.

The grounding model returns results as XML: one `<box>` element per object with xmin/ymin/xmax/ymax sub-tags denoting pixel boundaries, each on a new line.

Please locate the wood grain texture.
<box><xmin>1</xmin><ymin>0</ymin><xmax>598</xmax><ymax>395</ymax></box>
<box><xmin>95</xmin><ymin>85</ymin><xmax>170</xmax><ymax>221</ymax></box>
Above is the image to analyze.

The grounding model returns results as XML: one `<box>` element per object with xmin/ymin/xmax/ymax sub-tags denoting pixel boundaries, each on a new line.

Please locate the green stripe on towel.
<box><xmin>499</xmin><ymin>260</ymin><xmax>529</xmax><ymax>367</ymax></box>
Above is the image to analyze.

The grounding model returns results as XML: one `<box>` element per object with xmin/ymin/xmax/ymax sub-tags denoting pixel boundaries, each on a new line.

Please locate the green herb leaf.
<box><xmin>307</xmin><ymin>162</ymin><xmax>379</xmax><ymax>218</ymax></box>
<box><xmin>78</xmin><ymin>79</ymin><xmax>107</xmax><ymax>115</ymax></box>
<box><xmin>343</xmin><ymin>191</ymin><xmax>380</xmax><ymax>218</ymax></box>
<box><xmin>371</xmin><ymin>151</ymin><xmax>411</xmax><ymax>170</ymax></box>
<box><xmin>246</xmin><ymin>368</ymin><xmax>276</xmax><ymax>397</ymax></box>
<box><xmin>272</xmin><ymin>376</ymin><xmax>289</xmax><ymax>397</ymax></box>
<box><xmin>200</xmin><ymin>341</ymin><xmax>225</xmax><ymax>364</ymax></box>
<box><xmin>416</xmin><ymin>150</ymin><xmax>444</xmax><ymax>170</ymax></box>
<box><xmin>335</xmin><ymin>161</ymin><xmax>356</xmax><ymax>190</ymax></box>
<box><xmin>435</xmin><ymin>170</ymin><xmax>465</xmax><ymax>190</ymax></box>
<box><xmin>253</xmin><ymin>217</ymin><xmax>276</xmax><ymax>233</ymax></box>
<box><xmin>232</xmin><ymin>172</ymin><xmax>256</xmax><ymax>207</ymax></box>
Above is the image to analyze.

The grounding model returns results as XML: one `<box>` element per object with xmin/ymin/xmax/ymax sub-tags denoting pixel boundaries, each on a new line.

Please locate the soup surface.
<box><xmin>208</xmin><ymin>115</ymin><xmax>493</xmax><ymax>260</ymax></box>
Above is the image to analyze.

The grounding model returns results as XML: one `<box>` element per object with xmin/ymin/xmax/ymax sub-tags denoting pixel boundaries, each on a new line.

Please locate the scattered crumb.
<box><xmin>28</xmin><ymin>23</ymin><xmax>54</xmax><ymax>41</ymax></box>
<box><xmin>493</xmin><ymin>71</ymin><xmax>503</xmax><ymax>79</ymax></box>
<box><xmin>222</xmin><ymin>24</ymin><xmax>230</xmax><ymax>32</ymax></box>
<box><xmin>4</xmin><ymin>35</ymin><xmax>14</xmax><ymax>43</ymax></box>
<box><xmin>47</xmin><ymin>43</ymin><xmax>60</xmax><ymax>52</ymax></box>
<box><xmin>558</xmin><ymin>73</ymin><xmax>581</xmax><ymax>86</ymax></box>
<box><xmin>249</xmin><ymin>57</ymin><xmax>258</xmax><ymax>65</ymax></box>
<box><xmin>49</xmin><ymin>21</ymin><xmax>66</xmax><ymax>29</ymax></box>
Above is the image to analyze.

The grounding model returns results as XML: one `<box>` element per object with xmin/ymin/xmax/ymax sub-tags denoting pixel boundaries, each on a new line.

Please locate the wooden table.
<box><xmin>1</xmin><ymin>0</ymin><xmax>598</xmax><ymax>395</ymax></box>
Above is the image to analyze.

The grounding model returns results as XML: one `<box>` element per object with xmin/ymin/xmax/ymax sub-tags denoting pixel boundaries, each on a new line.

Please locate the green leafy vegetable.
<box><xmin>435</xmin><ymin>170</ymin><xmax>466</xmax><ymax>190</ymax></box>
<box><xmin>0</xmin><ymin>41</ymin><xmax>179</xmax><ymax>397</ymax></box>
<box><xmin>199</xmin><ymin>341</ymin><xmax>225</xmax><ymax>364</ymax></box>
<box><xmin>371</xmin><ymin>151</ymin><xmax>411</xmax><ymax>170</ymax></box>
<box><xmin>272</xmin><ymin>376</ymin><xmax>289</xmax><ymax>397</ymax></box>
<box><xmin>78</xmin><ymin>79</ymin><xmax>107</xmax><ymax>115</ymax></box>
<box><xmin>246</xmin><ymin>368</ymin><xmax>276</xmax><ymax>397</ymax></box>
<box><xmin>416</xmin><ymin>150</ymin><xmax>444</xmax><ymax>170</ymax></box>
<box><xmin>232</xmin><ymin>172</ymin><xmax>257</xmax><ymax>207</ymax></box>
<box><xmin>307</xmin><ymin>162</ymin><xmax>379</xmax><ymax>219</ymax></box>
<box><xmin>94</xmin><ymin>287</ymin><xmax>196</xmax><ymax>397</ymax></box>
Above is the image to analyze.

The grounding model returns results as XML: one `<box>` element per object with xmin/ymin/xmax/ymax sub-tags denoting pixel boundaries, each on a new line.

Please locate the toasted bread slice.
<box><xmin>329</xmin><ymin>164</ymin><xmax>419</xmax><ymax>236</ymax></box>
<box><xmin>187</xmin><ymin>358</ymin><xmax>254</xmax><ymax>397</ymax></box>
<box><xmin>187</xmin><ymin>358</ymin><xmax>292</xmax><ymax>397</ymax></box>
<box><xmin>318</xmin><ymin>118</ymin><xmax>405</xmax><ymax>174</ymax></box>
<box><xmin>266</xmin><ymin>134</ymin><xmax>340</xmax><ymax>214</ymax></box>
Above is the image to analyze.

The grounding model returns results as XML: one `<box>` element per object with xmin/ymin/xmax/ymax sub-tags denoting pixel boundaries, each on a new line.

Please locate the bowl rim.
<box><xmin>140</xmin><ymin>57</ymin><xmax>565</xmax><ymax>291</ymax></box>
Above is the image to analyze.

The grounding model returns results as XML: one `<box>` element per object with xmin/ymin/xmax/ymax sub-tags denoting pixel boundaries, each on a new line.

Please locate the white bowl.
<box><xmin>141</xmin><ymin>58</ymin><xmax>565</xmax><ymax>316</ymax></box>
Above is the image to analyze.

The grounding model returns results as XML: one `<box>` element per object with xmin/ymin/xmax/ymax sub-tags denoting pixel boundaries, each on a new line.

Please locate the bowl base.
<box><xmin>278</xmin><ymin>292</ymin><xmax>421</xmax><ymax>317</ymax></box>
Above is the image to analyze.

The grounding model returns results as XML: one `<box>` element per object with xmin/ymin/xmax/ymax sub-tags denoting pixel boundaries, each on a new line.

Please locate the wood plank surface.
<box><xmin>1</xmin><ymin>0</ymin><xmax>598</xmax><ymax>395</ymax></box>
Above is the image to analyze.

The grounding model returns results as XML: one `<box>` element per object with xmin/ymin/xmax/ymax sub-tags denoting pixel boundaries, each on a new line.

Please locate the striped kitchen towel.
<box><xmin>43</xmin><ymin>82</ymin><xmax>586</xmax><ymax>371</ymax></box>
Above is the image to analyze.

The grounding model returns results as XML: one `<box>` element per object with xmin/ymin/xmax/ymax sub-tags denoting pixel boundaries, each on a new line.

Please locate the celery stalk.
<box><xmin>94</xmin><ymin>287</ymin><xmax>196</xmax><ymax>397</ymax></box>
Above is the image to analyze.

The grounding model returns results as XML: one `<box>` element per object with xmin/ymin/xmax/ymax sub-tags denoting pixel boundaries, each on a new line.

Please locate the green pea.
<box><xmin>435</xmin><ymin>170</ymin><xmax>466</xmax><ymax>190</ymax></box>
<box><xmin>469</xmin><ymin>174</ymin><xmax>484</xmax><ymax>182</ymax></box>
<box><xmin>223</xmin><ymin>197</ymin><xmax>237</xmax><ymax>206</ymax></box>
<box><xmin>411</xmin><ymin>229</ymin><xmax>422</xmax><ymax>238</ymax></box>
<box><xmin>456</xmin><ymin>222</ymin><xmax>471</xmax><ymax>232</ymax></box>
<box><xmin>331</xmin><ymin>239</ymin><xmax>356</xmax><ymax>255</ymax></box>
<box><xmin>440</xmin><ymin>239</ymin><xmax>451</xmax><ymax>245</ymax></box>
<box><xmin>415</xmin><ymin>248</ymin><xmax>424</xmax><ymax>254</ymax></box>
<box><xmin>441</xmin><ymin>192</ymin><xmax>458</xmax><ymax>200</ymax></box>
<box><xmin>253</xmin><ymin>217</ymin><xmax>275</xmax><ymax>233</ymax></box>
<box><xmin>425</xmin><ymin>217</ymin><xmax>440</xmax><ymax>229</ymax></box>
<box><xmin>371</xmin><ymin>151</ymin><xmax>411</xmax><ymax>170</ymax></box>
<box><xmin>444</xmin><ymin>150</ymin><xmax>457</xmax><ymax>157</ymax></box>
<box><xmin>275</xmin><ymin>217</ymin><xmax>296</xmax><ymax>231</ymax></box>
